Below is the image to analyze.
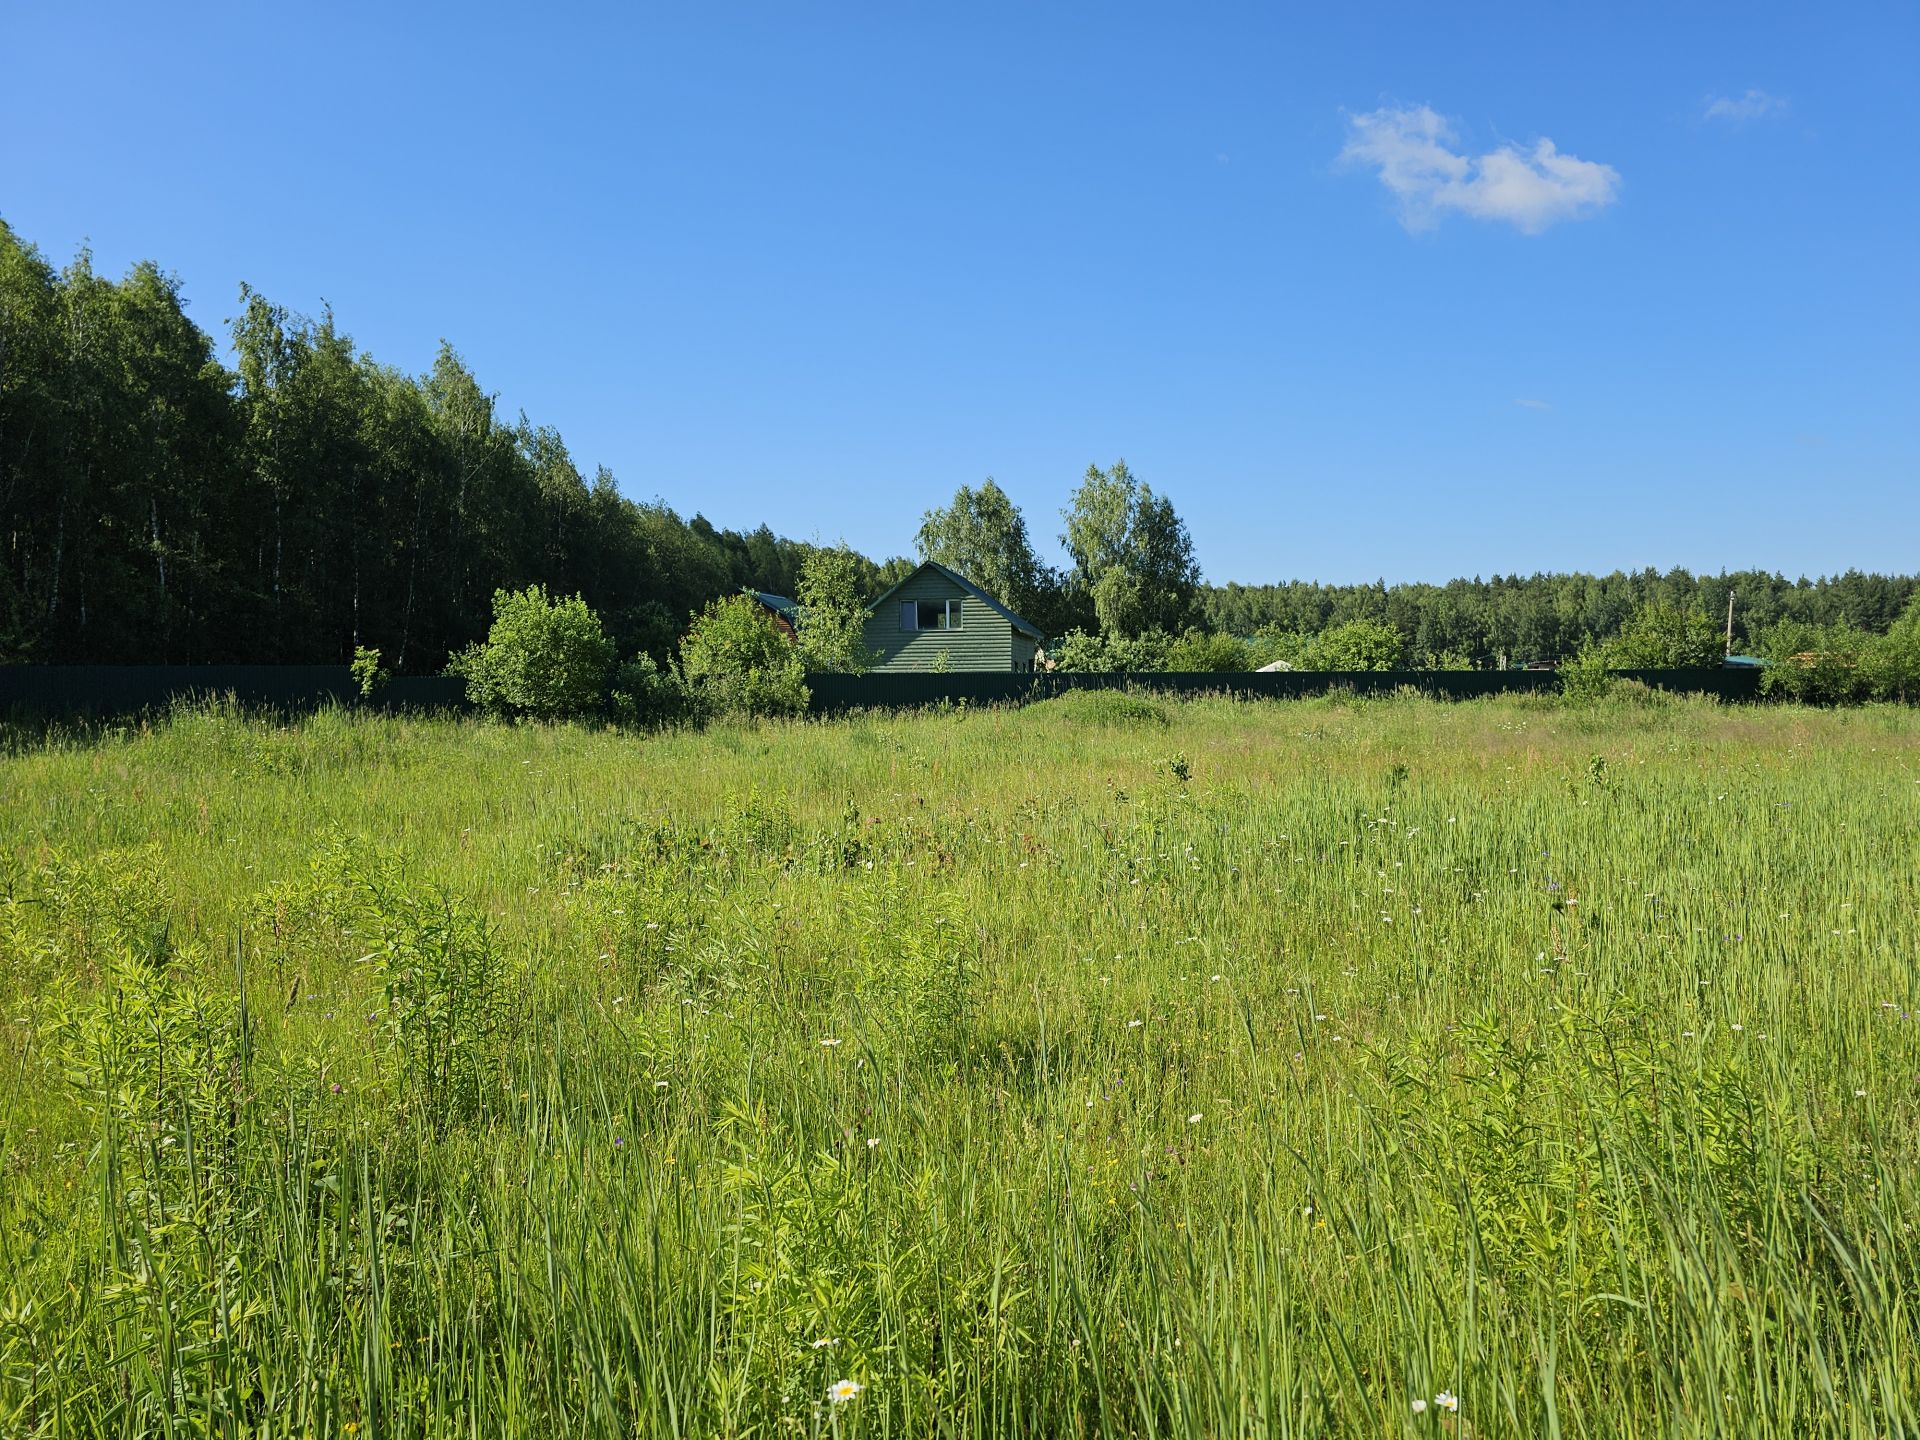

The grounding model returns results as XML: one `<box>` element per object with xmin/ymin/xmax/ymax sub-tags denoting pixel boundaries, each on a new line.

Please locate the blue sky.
<box><xmin>3</xmin><ymin>2</ymin><xmax>1915</xmax><ymax>584</ymax></box>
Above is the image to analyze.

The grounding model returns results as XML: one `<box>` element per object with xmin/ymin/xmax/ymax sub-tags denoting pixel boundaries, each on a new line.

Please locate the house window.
<box><xmin>903</xmin><ymin>599</ymin><xmax>962</xmax><ymax>631</ymax></box>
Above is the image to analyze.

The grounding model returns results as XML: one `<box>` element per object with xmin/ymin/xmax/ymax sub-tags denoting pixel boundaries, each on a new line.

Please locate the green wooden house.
<box><xmin>863</xmin><ymin>561</ymin><xmax>1046</xmax><ymax>672</ymax></box>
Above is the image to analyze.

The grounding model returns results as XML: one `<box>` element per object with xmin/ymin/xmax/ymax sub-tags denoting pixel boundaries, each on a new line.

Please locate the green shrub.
<box><xmin>1306</xmin><ymin>617</ymin><xmax>1404</xmax><ymax>671</ymax></box>
<box><xmin>609</xmin><ymin>653</ymin><xmax>695</xmax><ymax>729</ymax></box>
<box><xmin>1163</xmin><ymin>627</ymin><xmax>1251</xmax><ymax>672</ymax></box>
<box><xmin>350</xmin><ymin>644</ymin><xmax>391</xmax><ymax>699</ymax></box>
<box><xmin>448</xmin><ymin>585</ymin><xmax>616</xmax><ymax>721</ymax></box>
<box><xmin>1607</xmin><ymin>602</ymin><xmax>1722</xmax><ymax>668</ymax></box>
<box><xmin>1753</xmin><ymin>621</ymin><xmax>1875</xmax><ymax>704</ymax></box>
<box><xmin>1049</xmin><ymin>628</ymin><xmax>1172</xmax><ymax>672</ymax></box>
<box><xmin>680</xmin><ymin>593</ymin><xmax>810</xmax><ymax>719</ymax></box>
<box><xmin>1558</xmin><ymin>642</ymin><xmax>1616</xmax><ymax>703</ymax></box>
<box><xmin>1865</xmin><ymin>594</ymin><xmax>1920</xmax><ymax>701</ymax></box>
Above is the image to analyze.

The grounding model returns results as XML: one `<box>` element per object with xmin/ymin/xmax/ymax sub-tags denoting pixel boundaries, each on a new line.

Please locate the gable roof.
<box><xmin>869</xmin><ymin>560</ymin><xmax>1046</xmax><ymax>642</ymax></box>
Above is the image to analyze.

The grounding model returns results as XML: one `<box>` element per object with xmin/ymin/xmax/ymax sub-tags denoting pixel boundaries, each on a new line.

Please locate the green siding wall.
<box><xmin>864</xmin><ymin>570</ymin><xmax>1018</xmax><ymax>672</ymax></box>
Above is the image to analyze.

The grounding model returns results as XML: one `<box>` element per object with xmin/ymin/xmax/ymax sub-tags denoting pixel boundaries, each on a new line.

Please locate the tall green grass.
<box><xmin>1</xmin><ymin>692</ymin><xmax>1916</xmax><ymax>1437</ymax></box>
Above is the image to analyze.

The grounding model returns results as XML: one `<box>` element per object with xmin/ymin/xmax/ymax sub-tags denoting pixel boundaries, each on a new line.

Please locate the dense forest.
<box><xmin>2</xmin><ymin>220</ymin><xmax>1913</xmax><ymax>671</ymax></box>
<box><xmin>0</xmin><ymin>221</ymin><xmax>909</xmax><ymax>669</ymax></box>
<box><xmin>1202</xmin><ymin>570</ymin><xmax>1918</xmax><ymax>668</ymax></box>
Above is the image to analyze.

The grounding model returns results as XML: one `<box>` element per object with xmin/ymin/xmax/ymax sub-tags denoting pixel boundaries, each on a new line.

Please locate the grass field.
<box><xmin>2</xmin><ymin>690</ymin><xmax>1917</xmax><ymax>1438</ymax></box>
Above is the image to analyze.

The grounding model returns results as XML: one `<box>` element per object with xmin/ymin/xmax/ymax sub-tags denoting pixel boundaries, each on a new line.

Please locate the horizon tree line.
<box><xmin>2</xmin><ymin>220</ymin><xmax>1911</xmax><ymax>672</ymax></box>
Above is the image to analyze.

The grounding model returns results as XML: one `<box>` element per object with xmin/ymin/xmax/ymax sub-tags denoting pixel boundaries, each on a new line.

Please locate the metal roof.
<box><xmin>748</xmin><ymin>590</ymin><xmax>800</xmax><ymax>621</ymax></box>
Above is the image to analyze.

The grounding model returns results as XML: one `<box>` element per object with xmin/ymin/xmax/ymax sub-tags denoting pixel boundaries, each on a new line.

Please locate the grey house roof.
<box><xmin>868</xmin><ymin>561</ymin><xmax>1046</xmax><ymax>642</ymax></box>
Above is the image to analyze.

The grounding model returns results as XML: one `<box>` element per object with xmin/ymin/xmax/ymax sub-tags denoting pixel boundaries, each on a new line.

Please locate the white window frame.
<box><xmin>906</xmin><ymin>598</ymin><xmax>963</xmax><ymax>631</ymax></box>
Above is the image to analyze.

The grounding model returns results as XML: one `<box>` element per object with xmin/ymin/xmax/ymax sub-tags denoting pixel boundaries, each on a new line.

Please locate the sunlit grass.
<box><xmin>1</xmin><ymin>691</ymin><xmax>1917</xmax><ymax>1437</ymax></box>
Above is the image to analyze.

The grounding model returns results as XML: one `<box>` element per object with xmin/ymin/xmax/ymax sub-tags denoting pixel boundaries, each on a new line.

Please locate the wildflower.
<box><xmin>1210</xmin><ymin>973</ymin><xmax>1223</xmax><ymax>982</ymax></box>
<box><xmin>655</xmin><ymin>1080</ymin><xmax>670</xmax><ymax>1089</ymax></box>
<box><xmin>820</xmin><ymin>1037</ymin><xmax>842</xmax><ymax>1048</ymax></box>
<box><xmin>1188</xmin><ymin>1113</ymin><xmax>1203</xmax><ymax>1124</ymax></box>
<box><xmin>866</xmin><ymin>1137</ymin><xmax>880</xmax><ymax>1148</ymax></box>
<box><xmin>1435</xmin><ymin>1390</ymin><xmax>1459</xmax><ymax>1413</ymax></box>
<box><xmin>828</xmin><ymin>1379</ymin><xmax>863</xmax><ymax>1403</ymax></box>
<box><xmin>1411</xmin><ymin>1397</ymin><xmax>1428</xmax><ymax>1414</ymax></box>
<box><xmin>1128</xmin><ymin>1019</ymin><xmax>1143</xmax><ymax>1029</ymax></box>
<box><xmin>1855</xmin><ymin>1089</ymin><xmax>1867</xmax><ymax>1098</ymax></box>
<box><xmin>811</xmin><ymin>1337</ymin><xmax>839</xmax><ymax>1349</ymax></box>
<box><xmin>613</xmin><ymin>1136</ymin><xmax>624</xmax><ymax>1148</ymax></box>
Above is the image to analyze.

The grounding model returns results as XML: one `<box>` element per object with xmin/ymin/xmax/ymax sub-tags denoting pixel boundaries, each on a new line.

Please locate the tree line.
<box><xmin>913</xmin><ymin>474</ymin><xmax>1917</xmax><ymax>672</ymax></box>
<box><xmin>0</xmin><ymin>221</ymin><xmax>910</xmax><ymax>670</ymax></box>
<box><xmin>4</xmin><ymin>220</ymin><xmax>1914</xmax><ymax>677</ymax></box>
<box><xmin>1203</xmin><ymin>569</ymin><xmax>1917</xmax><ymax>668</ymax></box>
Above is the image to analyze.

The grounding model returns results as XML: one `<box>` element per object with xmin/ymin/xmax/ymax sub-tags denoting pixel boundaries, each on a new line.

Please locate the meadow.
<box><xmin>1</xmin><ymin>689</ymin><xmax>1916</xmax><ymax>1439</ymax></box>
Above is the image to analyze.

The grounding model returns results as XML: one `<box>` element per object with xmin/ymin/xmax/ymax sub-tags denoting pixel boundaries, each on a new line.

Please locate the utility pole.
<box><xmin>1725</xmin><ymin>590</ymin><xmax>1735</xmax><ymax>657</ymax></box>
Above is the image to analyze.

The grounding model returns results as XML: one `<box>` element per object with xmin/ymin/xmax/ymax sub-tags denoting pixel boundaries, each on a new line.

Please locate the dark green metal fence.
<box><xmin>0</xmin><ymin>664</ymin><xmax>1761</xmax><ymax>722</ymax></box>
<box><xmin>0</xmin><ymin>666</ymin><xmax>469</xmax><ymax>719</ymax></box>
<box><xmin>804</xmin><ymin>667</ymin><xmax>1762</xmax><ymax>714</ymax></box>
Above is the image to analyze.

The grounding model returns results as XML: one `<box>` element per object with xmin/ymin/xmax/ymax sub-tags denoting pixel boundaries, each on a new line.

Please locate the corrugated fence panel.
<box><xmin>0</xmin><ymin>667</ymin><xmax>470</xmax><ymax>718</ymax></box>
<box><xmin>0</xmin><ymin>665</ymin><xmax>1760</xmax><ymax>720</ymax></box>
<box><xmin>806</xmin><ymin>667</ymin><xmax>1761</xmax><ymax>713</ymax></box>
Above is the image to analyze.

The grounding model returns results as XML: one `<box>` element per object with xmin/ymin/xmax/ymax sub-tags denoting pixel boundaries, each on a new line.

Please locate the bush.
<box><xmin>1164</xmin><ymin>627</ymin><xmax>1251</xmax><ymax>672</ymax></box>
<box><xmin>1306</xmin><ymin>618</ymin><xmax>1404</xmax><ymax>671</ymax></box>
<box><xmin>1607</xmin><ymin>602</ymin><xmax>1722</xmax><ymax>669</ymax></box>
<box><xmin>1753</xmin><ymin>621</ymin><xmax>1875</xmax><ymax>704</ymax></box>
<box><xmin>1049</xmin><ymin>628</ymin><xmax>1172</xmax><ymax>673</ymax></box>
<box><xmin>1558</xmin><ymin>642</ymin><xmax>1616</xmax><ymax>703</ymax></box>
<box><xmin>448</xmin><ymin>585</ymin><xmax>616</xmax><ymax>721</ymax></box>
<box><xmin>680</xmin><ymin>593</ymin><xmax>810</xmax><ymax>719</ymax></box>
<box><xmin>608</xmin><ymin>653</ymin><xmax>695</xmax><ymax>729</ymax></box>
<box><xmin>350</xmin><ymin>644</ymin><xmax>391</xmax><ymax>699</ymax></box>
<box><xmin>1865</xmin><ymin>594</ymin><xmax>1920</xmax><ymax>701</ymax></box>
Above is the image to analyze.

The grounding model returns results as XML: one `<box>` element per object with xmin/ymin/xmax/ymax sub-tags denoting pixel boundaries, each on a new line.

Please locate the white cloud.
<box><xmin>1340</xmin><ymin>105</ymin><xmax>1621</xmax><ymax>233</ymax></box>
<box><xmin>1705</xmin><ymin>89</ymin><xmax>1786</xmax><ymax>123</ymax></box>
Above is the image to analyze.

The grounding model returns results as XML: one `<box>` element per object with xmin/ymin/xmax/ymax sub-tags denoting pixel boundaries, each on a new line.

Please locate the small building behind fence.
<box><xmin>862</xmin><ymin>561</ymin><xmax>1047</xmax><ymax>673</ymax></box>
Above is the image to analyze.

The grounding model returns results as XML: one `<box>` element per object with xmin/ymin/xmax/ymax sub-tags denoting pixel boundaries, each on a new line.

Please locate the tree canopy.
<box><xmin>0</xmin><ymin>221</ymin><xmax>906</xmax><ymax>669</ymax></box>
<box><xmin>1060</xmin><ymin>461</ymin><xmax>1201</xmax><ymax>637</ymax></box>
<box><xmin>914</xmin><ymin>479</ymin><xmax>1055</xmax><ymax>626</ymax></box>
